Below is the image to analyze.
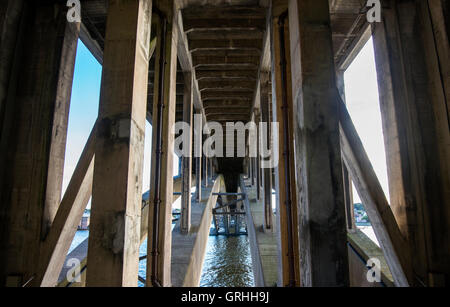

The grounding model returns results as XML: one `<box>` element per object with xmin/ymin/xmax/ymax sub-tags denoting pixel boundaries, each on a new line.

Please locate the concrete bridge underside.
<box><xmin>0</xmin><ymin>0</ymin><xmax>449</xmax><ymax>287</ymax></box>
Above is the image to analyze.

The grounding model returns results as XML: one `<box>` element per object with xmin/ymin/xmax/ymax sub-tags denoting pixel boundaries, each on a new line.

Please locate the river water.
<box><xmin>200</xmin><ymin>235</ymin><xmax>254</xmax><ymax>287</ymax></box>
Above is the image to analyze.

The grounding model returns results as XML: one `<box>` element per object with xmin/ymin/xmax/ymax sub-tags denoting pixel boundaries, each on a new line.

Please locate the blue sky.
<box><xmin>62</xmin><ymin>41</ymin><xmax>101</xmax><ymax>194</ymax></box>
<box><xmin>62</xmin><ymin>40</ymin><xmax>156</xmax><ymax>200</ymax></box>
<box><xmin>63</xmin><ymin>37</ymin><xmax>390</xmax><ymax>208</ymax></box>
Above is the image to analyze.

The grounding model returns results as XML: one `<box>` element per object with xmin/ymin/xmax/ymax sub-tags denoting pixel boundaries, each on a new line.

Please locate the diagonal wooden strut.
<box><xmin>38</xmin><ymin>122</ymin><xmax>97</xmax><ymax>287</ymax></box>
<box><xmin>337</xmin><ymin>92</ymin><xmax>411</xmax><ymax>287</ymax></box>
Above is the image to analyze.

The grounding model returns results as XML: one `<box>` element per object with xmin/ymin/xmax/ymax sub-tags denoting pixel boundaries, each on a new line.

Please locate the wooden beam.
<box><xmin>207</xmin><ymin>114</ymin><xmax>248</xmax><ymax>121</ymax></box>
<box><xmin>86</xmin><ymin>0</ymin><xmax>152</xmax><ymax>287</ymax></box>
<box><xmin>38</xmin><ymin>123</ymin><xmax>96</xmax><ymax>287</ymax></box>
<box><xmin>255</xmin><ymin>112</ymin><xmax>261</xmax><ymax>201</ymax></box>
<box><xmin>193</xmin><ymin>55</ymin><xmax>260</xmax><ymax>67</ymax></box>
<box><xmin>203</xmin><ymin>100</ymin><xmax>252</xmax><ymax>108</ymax></box>
<box><xmin>181</xmin><ymin>72</ymin><xmax>193</xmax><ymax>234</ymax></box>
<box><xmin>288</xmin><ymin>0</ymin><xmax>348</xmax><ymax>286</ymax></box>
<box><xmin>203</xmin><ymin>155</ymin><xmax>208</xmax><ymax>187</ymax></box>
<box><xmin>250</xmin><ymin>2</ymin><xmax>271</xmax><ymax>117</ymax></box>
<box><xmin>204</xmin><ymin>106</ymin><xmax>250</xmax><ymax>112</ymax></box>
<box><xmin>0</xmin><ymin>3</ymin><xmax>80</xmax><ymax>286</ymax></box>
<box><xmin>260</xmin><ymin>71</ymin><xmax>273</xmax><ymax>231</ymax></box>
<box><xmin>182</xmin><ymin>6</ymin><xmax>267</xmax><ymax>19</ymax></box>
<box><xmin>147</xmin><ymin>1</ymin><xmax>178</xmax><ymax>286</ymax></box>
<box><xmin>201</xmin><ymin>90</ymin><xmax>254</xmax><ymax>100</ymax></box>
<box><xmin>42</xmin><ymin>17</ymin><xmax>80</xmax><ymax>239</ymax></box>
<box><xmin>192</xmin><ymin>49</ymin><xmax>261</xmax><ymax>58</ymax></box>
<box><xmin>189</xmin><ymin>39</ymin><xmax>263</xmax><ymax>52</ymax></box>
<box><xmin>79</xmin><ymin>22</ymin><xmax>103</xmax><ymax>64</ymax></box>
<box><xmin>195</xmin><ymin>63</ymin><xmax>259</xmax><ymax>70</ymax></box>
<box><xmin>336</xmin><ymin>71</ymin><xmax>356</xmax><ymax>232</ymax></box>
<box><xmin>184</xmin><ymin>17</ymin><xmax>266</xmax><ymax>31</ymax></box>
<box><xmin>175</xmin><ymin>9</ymin><xmax>207</xmax><ymax>126</ymax></box>
<box><xmin>371</xmin><ymin>0</ymin><xmax>450</xmax><ymax>285</ymax></box>
<box><xmin>196</xmin><ymin>70</ymin><xmax>258</xmax><ymax>80</ymax></box>
<box><xmin>195</xmin><ymin>112</ymin><xmax>203</xmax><ymax>202</ymax></box>
<box><xmin>338</xmin><ymin>95</ymin><xmax>410</xmax><ymax>287</ymax></box>
<box><xmin>198</xmin><ymin>80</ymin><xmax>256</xmax><ymax>91</ymax></box>
<box><xmin>270</xmin><ymin>0</ymin><xmax>300</xmax><ymax>287</ymax></box>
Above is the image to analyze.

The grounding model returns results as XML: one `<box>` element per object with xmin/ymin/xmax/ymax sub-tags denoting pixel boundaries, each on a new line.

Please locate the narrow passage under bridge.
<box><xmin>0</xmin><ymin>0</ymin><xmax>448</xmax><ymax>288</ymax></box>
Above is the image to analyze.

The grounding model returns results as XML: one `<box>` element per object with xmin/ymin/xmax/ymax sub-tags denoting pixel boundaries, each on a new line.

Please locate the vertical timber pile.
<box><xmin>0</xmin><ymin>2</ymin><xmax>79</xmax><ymax>286</ymax></box>
<box><xmin>195</xmin><ymin>112</ymin><xmax>202</xmax><ymax>202</ymax></box>
<box><xmin>260</xmin><ymin>71</ymin><xmax>273</xmax><ymax>230</ymax></box>
<box><xmin>86</xmin><ymin>0</ymin><xmax>152</xmax><ymax>287</ymax></box>
<box><xmin>372</xmin><ymin>0</ymin><xmax>450</xmax><ymax>286</ymax></box>
<box><xmin>147</xmin><ymin>0</ymin><xmax>178</xmax><ymax>287</ymax></box>
<box><xmin>336</xmin><ymin>71</ymin><xmax>356</xmax><ymax>232</ymax></box>
<box><xmin>271</xmin><ymin>0</ymin><xmax>300</xmax><ymax>287</ymax></box>
<box><xmin>181</xmin><ymin>72</ymin><xmax>193</xmax><ymax>234</ymax></box>
<box><xmin>255</xmin><ymin>112</ymin><xmax>261</xmax><ymax>201</ymax></box>
<box><xmin>288</xmin><ymin>0</ymin><xmax>349</xmax><ymax>286</ymax></box>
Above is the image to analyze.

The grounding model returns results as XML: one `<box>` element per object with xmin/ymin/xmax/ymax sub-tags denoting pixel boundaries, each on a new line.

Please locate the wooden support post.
<box><xmin>181</xmin><ymin>72</ymin><xmax>193</xmax><ymax>234</ymax></box>
<box><xmin>203</xmin><ymin>154</ymin><xmax>208</xmax><ymax>187</ymax></box>
<box><xmin>336</xmin><ymin>71</ymin><xmax>356</xmax><ymax>232</ymax></box>
<box><xmin>260</xmin><ymin>71</ymin><xmax>273</xmax><ymax>230</ymax></box>
<box><xmin>249</xmin><ymin>156</ymin><xmax>254</xmax><ymax>185</ymax></box>
<box><xmin>252</xmin><ymin>157</ymin><xmax>256</xmax><ymax>186</ymax></box>
<box><xmin>86</xmin><ymin>0</ymin><xmax>152</xmax><ymax>287</ymax></box>
<box><xmin>0</xmin><ymin>3</ymin><xmax>79</xmax><ymax>286</ymax></box>
<box><xmin>371</xmin><ymin>0</ymin><xmax>450</xmax><ymax>285</ymax></box>
<box><xmin>195</xmin><ymin>112</ymin><xmax>202</xmax><ymax>202</ymax></box>
<box><xmin>209</xmin><ymin>158</ymin><xmax>213</xmax><ymax>180</ymax></box>
<box><xmin>255</xmin><ymin>113</ymin><xmax>261</xmax><ymax>201</ymax></box>
<box><xmin>147</xmin><ymin>0</ymin><xmax>178</xmax><ymax>287</ymax></box>
<box><xmin>288</xmin><ymin>0</ymin><xmax>349</xmax><ymax>286</ymax></box>
<box><xmin>39</xmin><ymin>124</ymin><xmax>96</xmax><ymax>287</ymax></box>
<box><xmin>42</xmin><ymin>13</ymin><xmax>80</xmax><ymax>240</ymax></box>
<box><xmin>271</xmin><ymin>0</ymin><xmax>300</xmax><ymax>287</ymax></box>
<box><xmin>339</xmin><ymin>97</ymin><xmax>410</xmax><ymax>287</ymax></box>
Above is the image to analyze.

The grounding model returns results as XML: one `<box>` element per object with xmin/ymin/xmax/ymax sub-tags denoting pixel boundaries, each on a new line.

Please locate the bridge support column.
<box><xmin>336</xmin><ymin>71</ymin><xmax>356</xmax><ymax>232</ymax></box>
<box><xmin>260</xmin><ymin>71</ymin><xmax>273</xmax><ymax>231</ymax></box>
<box><xmin>0</xmin><ymin>2</ymin><xmax>79</xmax><ymax>286</ymax></box>
<box><xmin>86</xmin><ymin>0</ymin><xmax>152</xmax><ymax>287</ymax></box>
<box><xmin>288</xmin><ymin>0</ymin><xmax>349</xmax><ymax>286</ymax></box>
<box><xmin>195</xmin><ymin>112</ymin><xmax>202</xmax><ymax>202</ymax></box>
<box><xmin>181</xmin><ymin>72</ymin><xmax>193</xmax><ymax>234</ymax></box>
<box><xmin>203</xmin><ymin>154</ymin><xmax>208</xmax><ymax>187</ymax></box>
<box><xmin>146</xmin><ymin>0</ymin><xmax>178</xmax><ymax>287</ymax></box>
<box><xmin>255</xmin><ymin>112</ymin><xmax>261</xmax><ymax>201</ymax></box>
<box><xmin>372</xmin><ymin>0</ymin><xmax>450</xmax><ymax>286</ymax></box>
<box><xmin>251</xmin><ymin>157</ymin><xmax>256</xmax><ymax>186</ymax></box>
<box><xmin>271</xmin><ymin>0</ymin><xmax>300</xmax><ymax>287</ymax></box>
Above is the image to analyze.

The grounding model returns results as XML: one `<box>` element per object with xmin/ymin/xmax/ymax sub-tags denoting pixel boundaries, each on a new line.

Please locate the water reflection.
<box><xmin>200</xmin><ymin>235</ymin><xmax>254</xmax><ymax>287</ymax></box>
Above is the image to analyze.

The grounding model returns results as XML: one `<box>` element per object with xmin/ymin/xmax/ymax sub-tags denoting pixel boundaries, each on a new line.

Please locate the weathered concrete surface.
<box><xmin>86</xmin><ymin>0</ymin><xmax>152</xmax><ymax>287</ymax></box>
<box><xmin>289</xmin><ymin>0</ymin><xmax>349</xmax><ymax>287</ymax></box>
<box><xmin>171</xmin><ymin>176</ymin><xmax>225</xmax><ymax>287</ymax></box>
<box><xmin>0</xmin><ymin>3</ymin><xmax>80</xmax><ymax>287</ymax></box>
<box><xmin>147</xmin><ymin>0</ymin><xmax>178</xmax><ymax>287</ymax></box>
<box><xmin>57</xmin><ymin>177</ymin><xmax>191</xmax><ymax>287</ymax></box>
<box><xmin>241</xmin><ymin>176</ymin><xmax>278</xmax><ymax>287</ymax></box>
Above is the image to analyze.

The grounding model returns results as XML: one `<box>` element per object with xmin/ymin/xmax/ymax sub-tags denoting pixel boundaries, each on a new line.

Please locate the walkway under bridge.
<box><xmin>0</xmin><ymin>0</ymin><xmax>449</xmax><ymax>287</ymax></box>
